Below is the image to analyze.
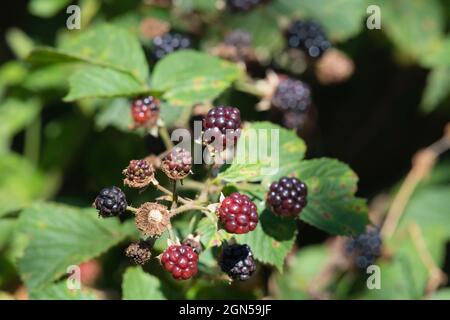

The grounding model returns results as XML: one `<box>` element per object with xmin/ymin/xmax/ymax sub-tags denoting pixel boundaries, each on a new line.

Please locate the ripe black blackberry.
<box><xmin>267</xmin><ymin>177</ymin><xmax>307</xmax><ymax>218</ymax></box>
<box><xmin>203</xmin><ymin>106</ymin><xmax>241</xmax><ymax>149</ymax></box>
<box><xmin>226</xmin><ymin>0</ymin><xmax>269</xmax><ymax>12</ymax></box>
<box><xmin>125</xmin><ymin>241</ymin><xmax>152</xmax><ymax>265</ymax></box>
<box><xmin>345</xmin><ymin>227</ymin><xmax>382</xmax><ymax>269</ymax></box>
<box><xmin>220</xmin><ymin>244</ymin><xmax>256</xmax><ymax>281</ymax></box>
<box><xmin>150</xmin><ymin>32</ymin><xmax>192</xmax><ymax>61</ymax></box>
<box><xmin>286</xmin><ymin>20</ymin><xmax>331</xmax><ymax>58</ymax></box>
<box><xmin>161</xmin><ymin>147</ymin><xmax>192</xmax><ymax>180</ymax></box>
<box><xmin>94</xmin><ymin>186</ymin><xmax>127</xmax><ymax>218</ymax></box>
<box><xmin>271</xmin><ymin>78</ymin><xmax>311</xmax><ymax>114</ymax></box>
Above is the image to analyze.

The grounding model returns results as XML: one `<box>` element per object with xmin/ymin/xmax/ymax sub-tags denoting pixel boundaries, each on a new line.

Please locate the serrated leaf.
<box><xmin>218</xmin><ymin>122</ymin><xmax>306</xmax><ymax>183</ymax></box>
<box><xmin>273</xmin><ymin>0</ymin><xmax>367</xmax><ymax>41</ymax></box>
<box><xmin>378</xmin><ymin>0</ymin><xmax>445</xmax><ymax>63</ymax></box>
<box><xmin>420</xmin><ymin>67</ymin><xmax>450</xmax><ymax>112</ymax></box>
<box><xmin>296</xmin><ymin>158</ymin><xmax>369</xmax><ymax>235</ymax></box>
<box><xmin>24</xmin><ymin>63</ymin><xmax>77</xmax><ymax>92</ymax></box>
<box><xmin>28</xmin><ymin>24</ymin><xmax>149</xmax><ymax>84</ymax></box>
<box><xmin>236</xmin><ymin>207</ymin><xmax>296</xmax><ymax>272</ymax></box>
<box><xmin>28</xmin><ymin>281</ymin><xmax>97</xmax><ymax>300</ymax></box>
<box><xmin>16</xmin><ymin>203</ymin><xmax>134</xmax><ymax>289</ymax></box>
<box><xmin>151</xmin><ymin>50</ymin><xmax>241</xmax><ymax>106</ymax></box>
<box><xmin>0</xmin><ymin>153</ymin><xmax>49</xmax><ymax>217</ymax></box>
<box><xmin>64</xmin><ymin>65</ymin><xmax>148</xmax><ymax>101</ymax></box>
<box><xmin>122</xmin><ymin>267</ymin><xmax>166</xmax><ymax>300</ymax></box>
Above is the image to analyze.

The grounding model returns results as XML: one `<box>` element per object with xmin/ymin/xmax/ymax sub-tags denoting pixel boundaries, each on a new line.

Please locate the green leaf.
<box><xmin>428</xmin><ymin>289</ymin><xmax>450</xmax><ymax>300</ymax></box>
<box><xmin>378</xmin><ymin>0</ymin><xmax>444</xmax><ymax>62</ymax></box>
<box><xmin>16</xmin><ymin>203</ymin><xmax>134</xmax><ymax>289</ymax></box>
<box><xmin>0</xmin><ymin>98</ymin><xmax>41</xmax><ymax>148</ymax></box>
<box><xmin>28</xmin><ymin>24</ymin><xmax>149</xmax><ymax>84</ymax></box>
<box><xmin>272</xmin><ymin>245</ymin><xmax>329</xmax><ymax>299</ymax></box>
<box><xmin>5</xmin><ymin>28</ymin><xmax>34</xmax><ymax>59</ymax></box>
<box><xmin>151</xmin><ymin>50</ymin><xmax>241</xmax><ymax>106</ymax></box>
<box><xmin>400</xmin><ymin>186</ymin><xmax>450</xmax><ymax>238</ymax></box>
<box><xmin>420</xmin><ymin>67</ymin><xmax>450</xmax><ymax>112</ymax></box>
<box><xmin>0</xmin><ymin>61</ymin><xmax>28</xmax><ymax>88</ymax></box>
<box><xmin>122</xmin><ymin>267</ymin><xmax>166</xmax><ymax>300</ymax></box>
<box><xmin>236</xmin><ymin>202</ymin><xmax>297</xmax><ymax>271</ymax></box>
<box><xmin>28</xmin><ymin>0</ymin><xmax>71</xmax><ymax>18</ymax></box>
<box><xmin>28</xmin><ymin>281</ymin><xmax>97</xmax><ymax>300</ymax></box>
<box><xmin>225</xmin><ymin>7</ymin><xmax>284</xmax><ymax>56</ymax></box>
<box><xmin>273</xmin><ymin>0</ymin><xmax>367</xmax><ymax>41</ymax></box>
<box><xmin>0</xmin><ymin>153</ymin><xmax>48</xmax><ymax>217</ymax></box>
<box><xmin>64</xmin><ymin>65</ymin><xmax>148</xmax><ymax>101</ymax></box>
<box><xmin>218</xmin><ymin>122</ymin><xmax>306</xmax><ymax>183</ymax></box>
<box><xmin>423</xmin><ymin>36</ymin><xmax>450</xmax><ymax>67</ymax></box>
<box><xmin>0</xmin><ymin>218</ymin><xmax>16</xmax><ymax>251</ymax></box>
<box><xmin>24</xmin><ymin>63</ymin><xmax>77</xmax><ymax>92</ymax></box>
<box><xmin>296</xmin><ymin>158</ymin><xmax>369</xmax><ymax>235</ymax></box>
<box><xmin>196</xmin><ymin>217</ymin><xmax>232</xmax><ymax>250</ymax></box>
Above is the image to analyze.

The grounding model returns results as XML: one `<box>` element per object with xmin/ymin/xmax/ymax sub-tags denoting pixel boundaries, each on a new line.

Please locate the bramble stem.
<box><xmin>126</xmin><ymin>206</ymin><xmax>137</xmax><ymax>213</ymax></box>
<box><xmin>171</xmin><ymin>179</ymin><xmax>178</xmax><ymax>209</ymax></box>
<box><xmin>24</xmin><ymin>114</ymin><xmax>41</xmax><ymax>166</ymax></box>
<box><xmin>170</xmin><ymin>203</ymin><xmax>210</xmax><ymax>217</ymax></box>
<box><xmin>159</xmin><ymin>125</ymin><xmax>174</xmax><ymax>150</ymax></box>
<box><xmin>154</xmin><ymin>183</ymin><xmax>191</xmax><ymax>205</ymax></box>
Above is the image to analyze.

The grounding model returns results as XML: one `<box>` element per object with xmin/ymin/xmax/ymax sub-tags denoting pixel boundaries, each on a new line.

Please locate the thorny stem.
<box><xmin>381</xmin><ymin>124</ymin><xmax>450</xmax><ymax>239</ymax></box>
<box><xmin>167</xmin><ymin>223</ymin><xmax>176</xmax><ymax>241</ymax></box>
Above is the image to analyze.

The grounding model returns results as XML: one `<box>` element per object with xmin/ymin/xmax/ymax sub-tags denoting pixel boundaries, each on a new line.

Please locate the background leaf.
<box><xmin>16</xmin><ymin>203</ymin><xmax>134</xmax><ymax>289</ymax></box>
<box><xmin>122</xmin><ymin>266</ymin><xmax>166</xmax><ymax>300</ymax></box>
<box><xmin>151</xmin><ymin>50</ymin><xmax>242</xmax><ymax>106</ymax></box>
<box><xmin>28</xmin><ymin>281</ymin><xmax>97</xmax><ymax>300</ymax></box>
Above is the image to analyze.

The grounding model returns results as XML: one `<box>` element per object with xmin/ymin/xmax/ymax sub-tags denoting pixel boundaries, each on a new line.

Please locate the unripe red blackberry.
<box><xmin>202</xmin><ymin>106</ymin><xmax>241</xmax><ymax>149</ymax></box>
<box><xmin>123</xmin><ymin>159</ymin><xmax>155</xmax><ymax>188</ymax></box>
<box><xmin>161</xmin><ymin>245</ymin><xmax>198</xmax><ymax>280</ymax></box>
<box><xmin>161</xmin><ymin>147</ymin><xmax>192</xmax><ymax>180</ymax></box>
<box><xmin>150</xmin><ymin>32</ymin><xmax>192</xmax><ymax>61</ymax></box>
<box><xmin>267</xmin><ymin>177</ymin><xmax>307</xmax><ymax>218</ymax></box>
<box><xmin>272</xmin><ymin>78</ymin><xmax>311</xmax><ymax>114</ymax></box>
<box><xmin>94</xmin><ymin>186</ymin><xmax>127</xmax><ymax>218</ymax></box>
<box><xmin>131</xmin><ymin>96</ymin><xmax>160</xmax><ymax>128</ymax></box>
<box><xmin>220</xmin><ymin>244</ymin><xmax>256</xmax><ymax>281</ymax></box>
<box><xmin>286</xmin><ymin>20</ymin><xmax>331</xmax><ymax>58</ymax></box>
<box><xmin>125</xmin><ymin>241</ymin><xmax>152</xmax><ymax>265</ymax></box>
<box><xmin>218</xmin><ymin>192</ymin><xmax>258</xmax><ymax>234</ymax></box>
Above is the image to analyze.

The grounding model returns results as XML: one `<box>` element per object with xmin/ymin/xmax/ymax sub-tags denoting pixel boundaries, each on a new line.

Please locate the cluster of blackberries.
<box><xmin>202</xmin><ymin>106</ymin><xmax>242</xmax><ymax>149</ymax></box>
<box><xmin>150</xmin><ymin>32</ymin><xmax>192</xmax><ymax>61</ymax></box>
<box><xmin>345</xmin><ymin>227</ymin><xmax>382</xmax><ymax>269</ymax></box>
<box><xmin>267</xmin><ymin>176</ymin><xmax>308</xmax><ymax>218</ymax></box>
<box><xmin>285</xmin><ymin>20</ymin><xmax>331</xmax><ymax>58</ymax></box>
